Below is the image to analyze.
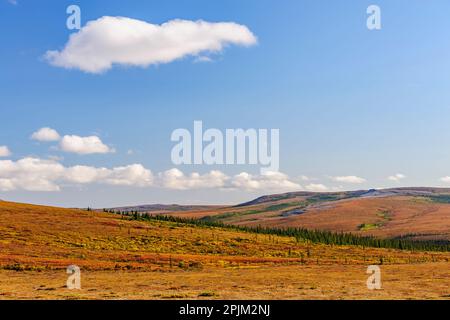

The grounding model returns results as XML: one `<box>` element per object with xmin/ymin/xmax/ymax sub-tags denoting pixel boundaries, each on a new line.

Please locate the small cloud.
<box><xmin>60</xmin><ymin>135</ymin><xmax>114</xmax><ymax>155</ymax></box>
<box><xmin>304</xmin><ymin>183</ymin><xmax>329</xmax><ymax>192</ymax></box>
<box><xmin>331</xmin><ymin>175</ymin><xmax>366</xmax><ymax>184</ymax></box>
<box><xmin>440</xmin><ymin>176</ymin><xmax>450</xmax><ymax>184</ymax></box>
<box><xmin>159</xmin><ymin>168</ymin><xmax>228</xmax><ymax>190</ymax></box>
<box><xmin>231</xmin><ymin>171</ymin><xmax>300</xmax><ymax>192</ymax></box>
<box><xmin>194</xmin><ymin>56</ymin><xmax>213</xmax><ymax>63</ymax></box>
<box><xmin>48</xmin><ymin>155</ymin><xmax>64</xmax><ymax>162</ymax></box>
<box><xmin>31</xmin><ymin>127</ymin><xmax>61</xmax><ymax>142</ymax></box>
<box><xmin>0</xmin><ymin>146</ymin><xmax>11</xmax><ymax>157</ymax></box>
<box><xmin>127</xmin><ymin>149</ymin><xmax>134</xmax><ymax>155</ymax></box>
<box><xmin>388</xmin><ymin>173</ymin><xmax>406</xmax><ymax>182</ymax></box>
<box><xmin>7</xmin><ymin>0</ymin><xmax>18</xmax><ymax>5</ymax></box>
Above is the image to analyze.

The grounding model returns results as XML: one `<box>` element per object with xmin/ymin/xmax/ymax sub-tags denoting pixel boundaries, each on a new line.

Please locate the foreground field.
<box><xmin>1</xmin><ymin>263</ymin><xmax>449</xmax><ymax>300</ymax></box>
<box><xmin>0</xmin><ymin>200</ymin><xmax>449</xmax><ymax>300</ymax></box>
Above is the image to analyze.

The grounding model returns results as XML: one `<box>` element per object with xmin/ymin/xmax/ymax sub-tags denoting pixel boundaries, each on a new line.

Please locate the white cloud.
<box><xmin>31</xmin><ymin>127</ymin><xmax>61</xmax><ymax>142</ymax></box>
<box><xmin>0</xmin><ymin>155</ymin><xmax>300</xmax><ymax>193</ymax></box>
<box><xmin>304</xmin><ymin>183</ymin><xmax>329</xmax><ymax>192</ymax></box>
<box><xmin>231</xmin><ymin>171</ymin><xmax>300</xmax><ymax>191</ymax></box>
<box><xmin>0</xmin><ymin>178</ymin><xmax>15</xmax><ymax>191</ymax></box>
<box><xmin>388</xmin><ymin>173</ymin><xmax>406</xmax><ymax>182</ymax></box>
<box><xmin>45</xmin><ymin>16</ymin><xmax>257</xmax><ymax>74</ymax></box>
<box><xmin>331</xmin><ymin>175</ymin><xmax>366</xmax><ymax>184</ymax></box>
<box><xmin>8</xmin><ymin>0</ymin><xmax>18</xmax><ymax>5</ymax></box>
<box><xmin>65</xmin><ymin>165</ymin><xmax>109</xmax><ymax>184</ymax></box>
<box><xmin>0</xmin><ymin>157</ymin><xmax>152</xmax><ymax>191</ymax></box>
<box><xmin>30</xmin><ymin>127</ymin><xmax>113</xmax><ymax>155</ymax></box>
<box><xmin>60</xmin><ymin>135</ymin><xmax>114</xmax><ymax>154</ymax></box>
<box><xmin>0</xmin><ymin>157</ymin><xmax>65</xmax><ymax>191</ymax></box>
<box><xmin>440</xmin><ymin>176</ymin><xmax>450</xmax><ymax>183</ymax></box>
<box><xmin>0</xmin><ymin>146</ymin><xmax>11</xmax><ymax>157</ymax></box>
<box><xmin>194</xmin><ymin>56</ymin><xmax>213</xmax><ymax>63</ymax></box>
<box><xmin>104</xmin><ymin>164</ymin><xmax>153</xmax><ymax>187</ymax></box>
<box><xmin>64</xmin><ymin>164</ymin><xmax>152</xmax><ymax>187</ymax></box>
<box><xmin>159</xmin><ymin>168</ymin><xmax>228</xmax><ymax>190</ymax></box>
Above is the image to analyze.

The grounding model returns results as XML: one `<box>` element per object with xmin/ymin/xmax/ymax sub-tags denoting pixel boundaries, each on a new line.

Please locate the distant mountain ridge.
<box><xmin>236</xmin><ymin>187</ymin><xmax>450</xmax><ymax>207</ymax></box>
<box><xmin>108</xmin><ymin>188</ymin><xmax>450</xmax><ymax>213</ymax></box>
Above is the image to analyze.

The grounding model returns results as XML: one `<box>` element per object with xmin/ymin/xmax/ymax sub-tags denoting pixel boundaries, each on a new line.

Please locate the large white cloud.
<box><xmin>65</xmin><ymin>165</ymin><xmax>109</xmax><ymax>184</ymax></box>
<box><xmin>0</xmin><ymin>146</ymin><xmax>11</xmax><ymax>157</ymax></box>
<box><xmin>31</xmin><ymin>127</ymin><xmax>61</xmax><ymax>142</ymax></box>
<box><xmin>0</xmin><ymin>157</ymin><xmax>300</xmax><ymax>193</ymax></box>
<box><xmin>0</xmin><ymin>158</ymin><xmax>65</xmax><ymax>191</ymax></box>
<box><xmin>60</xmin><ymin>135</ymin><xmax>114</xmax><ymax>154</ymax></box>
<box><xmin>231</xmin><ymin>171</ymin><xmax>300</xmax><ymax>191</ymax></box>
<box><xmin>64</xmin><ymin>164</ymin><xmax>152</xmax><ymax>187</ymax></box>
<box><xmin>45</xmin><ymin>16</ymin><xmax>257</xmax><ymax>73</ymax></box>
<box><xmin>0</xmin><ymin>157</ymin><xmax>152</xmax><ymax>191</ymax></box>
<box><xmin>331</xmin><ymin>175</ymin><xmax>366</xmax><ymax>184</ymax></box>
<box><xmin>103</xmin><ymin>164</ymin><xmax>153</xmax><ymax>187</ymax></box>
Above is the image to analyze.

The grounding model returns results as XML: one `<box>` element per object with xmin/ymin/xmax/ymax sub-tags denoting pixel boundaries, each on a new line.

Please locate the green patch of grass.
<box><xmin>376</xmin><ymin>210</ymin><xmax>391</xmax><ymax>220</ymax></box>
<box><xmin>358</xmin><ymin>223</ymin><xmax>383</xmax><ymax>231</ymax></box>
<box><xmin>425</xmin><ymin>195</ymin><xmax>450</xmax><ymax>204</ymax></box>
<box><xmin>264</xmin><ymin>202</ymin><xmax>299</xmax><ymax>211</ymax></box>
<box><xmin>200</xmin><ymin>210</ymin><xmax>263</xmax><ymax>222</ymax></box>
<box><xmin>410</xmin><ymin>197</ymin><xmax>433</xmax><ymax>204</ymax></box>
<box><xmin>307</xmin><ymin>194</ymin><xmax>342</xmax><ymax>202</ymax></box>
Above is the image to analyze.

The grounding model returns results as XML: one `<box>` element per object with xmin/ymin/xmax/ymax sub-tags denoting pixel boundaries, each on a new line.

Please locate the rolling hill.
<box><xmin>116</xmin><ymin>188</ymin><xmax>450</xmax><ymax>241</ymax></box>
<box><xmin>1</xmin><ymin>199</ymin><xmax>449</xmax><ymax>299</ymax></box>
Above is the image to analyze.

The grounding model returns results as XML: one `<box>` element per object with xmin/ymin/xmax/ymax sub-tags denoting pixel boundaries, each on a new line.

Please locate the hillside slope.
<box><xmin>159</xmin><ymin>188</ymin><xmax>450</xmax><ymax>241</ymax></box>
<box><xmin>0</xmin><ymin>200</ymin><xmax>449</xmax><ymax>299</ymax></box>
<box><xmin>2</xmin><ymin>200</ymin><xmax>443</xmax><ymax>271</ymax></box>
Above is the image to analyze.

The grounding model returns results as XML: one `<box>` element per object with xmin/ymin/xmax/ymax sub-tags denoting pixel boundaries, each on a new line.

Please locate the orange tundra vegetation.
<box><xmin>0</xmin><ymin>200</ymin><xmax>449</xmax><ymax>299</ymax></box>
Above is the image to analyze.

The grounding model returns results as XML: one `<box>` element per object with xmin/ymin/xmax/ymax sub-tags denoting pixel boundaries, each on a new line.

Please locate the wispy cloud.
<box><xmin>230</xmin><ymin>171</ymin><xmax>300</xmax><ymax>192</ymax></box>
<box><xmin>388</xmin><ymin>173</ymin><xmax>406</xmax><ymax>182</ymax></box>
<box><xmin>304</xmin><ymin>183</ymin><xmax>329</xmax><ymax>192</ymax></box>
<box><xmin>331</xmin><ymin>175</ymin><xmax>366</xmax><ymax>184</ymax></box>
<box><xmin>159</xmin><ymin>168</ymin><xmax>228</xmax><ymax>190</ymax></box>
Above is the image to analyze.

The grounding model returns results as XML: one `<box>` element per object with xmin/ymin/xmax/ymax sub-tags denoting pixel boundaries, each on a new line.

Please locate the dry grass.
<box><xmin>0</xmin><ymin>200</ymin><xmax>449</xmax><ymax>300</ymax></box>
<box><xmin>1</xmin><ymin>263</ymin><xmax>449</xmax><ymax>300</ymax></box>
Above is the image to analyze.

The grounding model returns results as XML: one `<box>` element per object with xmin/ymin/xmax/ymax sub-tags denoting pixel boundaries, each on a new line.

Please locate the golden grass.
<box><xmin>1</xmin><ymin>263</ymin><xmax>449</xmax><ymax>300</ymax></box>
<box><xmin>0</xmin><ymin>200</ymin><xmax>449</xmax><ymax>300</ymax></box>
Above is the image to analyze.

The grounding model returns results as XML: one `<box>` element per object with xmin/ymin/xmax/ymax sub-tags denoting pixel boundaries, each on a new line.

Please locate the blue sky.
<box><xmin>2</xmin><ymin>0</ymin><xmax>450</xmax><ymax>207</ymax></box>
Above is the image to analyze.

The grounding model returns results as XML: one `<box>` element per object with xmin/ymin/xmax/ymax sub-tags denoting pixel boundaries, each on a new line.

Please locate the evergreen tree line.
<box><xmin>106</xmin><ymin>209</ymin><xmax>450</xmax><ymax>252</ymax></box>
